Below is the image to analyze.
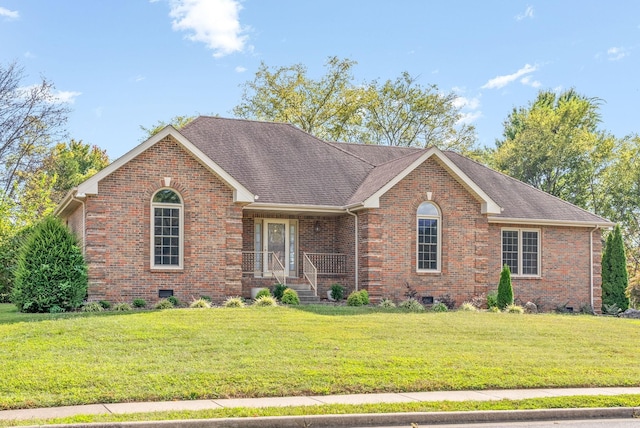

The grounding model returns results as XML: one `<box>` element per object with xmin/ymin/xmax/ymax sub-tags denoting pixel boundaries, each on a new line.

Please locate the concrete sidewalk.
<box><xmin>2</xmin><ymin>387</ymin><xmax>640</xmax><ymax>422</ymax></box>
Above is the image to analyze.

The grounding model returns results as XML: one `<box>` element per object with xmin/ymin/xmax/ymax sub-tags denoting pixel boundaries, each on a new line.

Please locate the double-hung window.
<box><xmin>151</xmin><ymin>189</ymin><xmax>183</xmax><ymax>269</ymax></box>
<box><xmin>501</xmin><ymin>228</ymin><xmax>540</xmax><ymax>276</ymax></box>
<box><xmin>417</xmin><ymin>202</ymin><xmax>441</xmax><ymax>272</ymax></box>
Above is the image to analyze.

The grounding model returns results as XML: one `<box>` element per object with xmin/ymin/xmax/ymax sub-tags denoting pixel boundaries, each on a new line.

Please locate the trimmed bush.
<box><xmin>255</xmin><ymin>288</ymin><xmax>272</xmax><ymax>300</ymax></box>
<box><xmin>505</xmin><ymin>304</ymin><xmax>525</xmax><ymax>314</ymax></box>
<box><xmin>488</xmin><ymin>305</ymin><xmax>501</xmax><ymax>313</ymax></box>
<box><xmin>431</xmin><ymin>302</ymin><xmax>448</xmax><ymax>312</ymax></box>
<box><xmin>602</xmin><ymin>224</ymin><xmax>629</xmax><ymax>311</ymax></box>
<box><xmin>113</xmin><ymin>302</ymin><xmax>132</xmax><ymax>312</ymax></box>
<box><xmin>459</xmin><ymin>302</ymin><xmax>478</xmax><ymax>312</ymax></box>
<box><xmin>347</xmin><ymin>291</ymin><xmax>363</xmax><ymax>306</ymax></box>
<box><xmin>12</xmin><ymin>217</ymin><xmax>87</xmax><ymax>313</ymax></box>
<box><xmin>223</xmin><ymin>296</ymin><xmax>245</xmax><ymax>308</ymax></box>
<box><xmin>189</xmin><ymin>298</ymin><xmax>212</xmax><ymax>308</ymax></box>
<box><xmin>98</xmin><ymin>300</ymin><xmax>112</xmax><ymax>310</ymax></box>
<box><xmin>167</xmin><ymin>296</ymin><xmax>180</xmax><ymax>307</ymax></box>
<box><xmin>486</xmin><ymin>290</ymin><xmax>498</xmax><ymax>309</ymax></box>
<box><xmin>378</xmin><ymin>298</ymin><xmax>396</xmax><ymax>308</ymax></box>
<box><xmin>82</xmin><ymin>302</ymin><xmax>104</xmax><ymax>312</ymax></box>
<box><xmin>132</xmin><ymin>298</ymin><xmax>147</xmax><ymax>308</ymax></box>
<box><xmin>154</xmin><ymin>299</ymin><xmax>174</xmax><ymax>310</ymax></box>
<box><xmin>399</xmin><ymin>298</ymin><xmax>424</xmax><ymax>312</ymax></box>
<box><xmin>272</xmin><ymin>283</ymin><xmax>288</xmax><ymax>300</ymax></box>
<box><xmin>281</xmin><ymin>288</ymin><xmax>300</xmax><ymax>305</ymax></box>
<box><xmin>253</xmin><ymin>295</ymin><xmax>278</xmax><ymax>307</ymax></box>
<box><xmin>330</xmin><ymin>283</ymin><xmax>345</xmax><ymax>301</ymax></box>
<box><xmin>497</xmin><ymin>265</ymin><xmax>514</xmax><ymax>310</ymax></box>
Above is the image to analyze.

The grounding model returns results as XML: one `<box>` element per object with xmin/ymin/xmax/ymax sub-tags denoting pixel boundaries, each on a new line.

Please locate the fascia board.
<box><xmin>488</xmin><ymin>216</ymin><xmax>615</xmax><ymax>228</ymax></box>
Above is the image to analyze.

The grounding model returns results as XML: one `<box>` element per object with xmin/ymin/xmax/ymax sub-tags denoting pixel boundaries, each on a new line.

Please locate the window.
<box><xmin>417</xmin><ymin>202</ymin><xmax>441</xmax><ymax>272</ymax></box>
<box><xmin>501</xmin><ymin>229</ymin><xmax>540</xmax><ymax>276</ymax></box>
<box><xmin>151</xmin><ymin>189</ymin><xmax>183</xmax><ymax>269</ymax></box>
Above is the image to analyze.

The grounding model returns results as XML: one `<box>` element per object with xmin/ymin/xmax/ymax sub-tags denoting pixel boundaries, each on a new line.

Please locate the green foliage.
<box><xmin>281</xmin><ymin>288</ymin><xmax>300</xmax><ymax>305</ymax></box>
<box><xmin>497</xmin><ymin>265</ymin><xmax>514</xmax><ymax>310</ymax></box>
<box><xmin>140</xmin><ymin>115</ymin><xmax>196</xmax><ymax>139</ymax></box>
<box><xmin>200</xmin><ymin>295</ymin><xmax>212</xmax><ymax>302</ymax></box>
<box><xmin>272</xmin><ymin>283</ymin><xmax>288</xmax><ymax>300</ymax></box>
<box><xmin>0</xmin><ymin>224</ymin><xmax>32</xmax><ymax>302</ymax></box>
<box><xmin>488</xmin><ymin>306</ymin><xmax>501</xmax><ymax>313</ymax></box>
<box><xmin>603</xmin><ymin>303</ymin><xmax>622</xmax><ymax>316</ymax></box>
<box><xmin>505</xmin><ymin>304</ymin><xmax>525</xmax><ymax>314</ymax></box>
<box><xmin>113</xmin><ymin>302</ymin><xmax>132</xmax><ymax>312</ymax></box>
<box><xmin>330</xmin><ymin>283</ymin><xmax>345</xmax><ymax>301</ymax></box>
<box><xmin>167</xmin><ymin>296</ymin><xmax>180</xmax><ymax>307</ymax></box>
<box><xmin>378</xmin><ymin>298</ymin><xmax>396</xmax><ymax>308</ymax></box>
<box><xmin>431</xmin><ymin>302</ymin><xmax>449</xmax><ymax>312</ymax></box>
<box><xmin>253</xmin><ymin>295</ymin><xmax>278</xmax><ymax>307</ymax></box>
<box><xmin>399</xmin><ymin>298</ymin><xmax>425</xmax><ymax>312</ymax></box>
<box><xmin>49</xmin><ymin>305</ymin><xmax>65</xmax><ymax>313</ymax></box>
<box><xmin>436</xmin><ymin>294</ymin><xmax>456</xmax><ymax>310</ymax></box>
<box><xmin>601</xmin><ymin>225</ymin><xmax>629</xmax><ymax>311</ymax></box>
<box><xmin>486</xmin><ymin>290</ymin><xmax>498</xmax><ymax>309</ymax></box>
<box><xmin>98</xmin><ymin>300</ymin><xmax>111</xmax><ymax>309</ymax></box>
<box><xmin>82</xmin><ymin>302</ymin><xmax>104</xmax><ymax>312</ymax></box>
<box><xmin>154</xmin><ymin>299</ymin><xmax>174</xmax><ymax>310</ymax></box>
<box><xmin>132</xmin><ymin>298</ymin><xmax>147</xmax><ymax>308</ymax></box>
<box><xmin>255</xmin><ymin>288</ymin><xmax>272</xmax><ymax>300</ymax></box>
<box><xmin>12</xmin><ymin>217</ymin><xmax>87</xmax><ymax>313</ymax></box>
<box><xmin>347</xmin><ymin>290</ymin><xmax>369</xmax><ymax>306</ymax></box>
<box><xmin>459</xmin><ymin>302</ymin><xmax>478</xmax><ymax>312</ymax></box>
<box><xmin>223</xmin><ymin>297</ymin><xmax>246</xmax><ymax>308</ymax></box>
<box><xmin>189</xmin><ymin>298</ymin><xmax>212</xmax><ymax>309</ymax></box>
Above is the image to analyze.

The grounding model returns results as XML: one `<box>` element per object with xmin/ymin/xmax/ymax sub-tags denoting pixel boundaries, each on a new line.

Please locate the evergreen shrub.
<box><xmin>497</xmin><ymin>265</ymin><xmax>514</xmax><ymax>310</ymax></box>
<box><xmin>281</xmin><ymin>288</ymin><xmax>300</xmax><ymax>305</ymax></box>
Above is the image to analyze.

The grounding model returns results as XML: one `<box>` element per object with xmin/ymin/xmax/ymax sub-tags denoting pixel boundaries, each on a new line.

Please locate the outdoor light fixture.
<box><xmin>314</xmin><ymin>221</ymin><xmax>321</xmax><ymax>233</ymax></box>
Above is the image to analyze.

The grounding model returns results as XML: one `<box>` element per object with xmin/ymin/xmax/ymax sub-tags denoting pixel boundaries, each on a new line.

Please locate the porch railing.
<box><xmin>241</xmin><ymin>251</ymin><xmax>286</xmax><ymax>286</ymax></box>
<box><xmin>303</xmin><ymin>253</ymin><xmax>318</xmax><ymax>296</ymax></box>
<box><xmin>304</xmin><ymin>253</ymin><xmax>347</xmax><ymax>275</ymax></box>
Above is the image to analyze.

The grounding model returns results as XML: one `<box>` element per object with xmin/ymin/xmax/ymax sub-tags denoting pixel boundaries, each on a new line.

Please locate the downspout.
<box><xmin>346</xmin><ymin>209</ymin><xmax>359</xmax><ymax>291</ymax></box>
<box><xmin>590</xmin><ymin>225</ymin><xmax>601</xmax><ymax>312</ymax></box>
<box><xmin>71</xmin><ymin>193</ymin><xmax>87</xmax><ymax>257</ymax></box>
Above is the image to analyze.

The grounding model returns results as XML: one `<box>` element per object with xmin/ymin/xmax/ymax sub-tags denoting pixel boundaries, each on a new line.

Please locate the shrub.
<box><xmin>497</xmin><ymin>264</ymin><xmax>514</xmax><ymax>310</ymax></box>
<box><xmin>469</xmin><ymin>294</ymin><xmax>487</xmax><ymax>309</ymax></box>
<box><xmin>223</xmin><ymin>296</ymin><xmax>245</xmax><ymax>308</ymax></box>
<box><xmin>347</xmin><ymin>290</ymin><xmax>369</xmax><ymax>306</ymax></box>
<box><xmin>154</xmin><ymin>299</ymin><xmax>174</xmax><ymax>310</ymax></box>
<box><xmin>404</xmin><ymin>282</ymin><xmax>418</xmax><ymax>299</ymax></box>
<box><xmin>189</xmin><ymin>298</ymin><xmax>212</xmax><ymax>308</ymax></box>
<box><xmin>603</xmin><ymin>303</ymin><xmax>622</xmax><ymax>316</ymax></box>
<box><xmin>113</xmin><ymin>302</ymin><xmax>132</xmax><ymax>312</ymax></box>
<box><xmin>200</xmin><ymin>295</ymin><xmax>212</xmax><ymax>302</ymax></box>
<box><xmin>167</xmin><ymin>296</ymin><xmax>180</xmax><ymax>307</ymax></box>
<box><xmin>132</xmin><ymin>298</ymin><xmax>147</xmax><ymax>308</ymax></box>
<box><xmin>459</xmin><ymin>302</ymin><xmax>478</xmax><ymax>312</ymax></box>
<box><xmin>0</xmin><ymin>226</ymin><xmax>32</xmax><ymax>303</ymax></box>
<box><xmin>330</xmin><ymin>283</ymin><xmax>345</xmax><ymax>301</ymax></box>
<box><xmin>486</xmin><ymin>290</ymin><xmax>498</xmax><ymax>309</ymax></box>
<box><xmin>49</xmin><ymin>305</ymin><xmax>65</xmax><ymax>313</ymax></box>
<box><xmin>488</xmin><ymin>305</ymin><xmax>501</xmax><ymax>313</ymax></box>
<box><xmin>12</xmin><ymin>217</ymin><xmax>87</xmax><ymax>313</ymax></box>
<box><xmin>378</xmin><ymin>298</ymin><xmax>396</xmax><ymax>308</ymax></box>
<box><xmin>399</xmin><ymin>298</ymin><xmax>424</xmax><ymax>312</ymax></box>
<box><xmin>281</xmin><ymin>288</ymin><xmax>300</xmax><ymax>305</ymax></box>
<box><xmin>253</xmin><ymin>295</ymin><xmax>278</xmax><ymax>307</ymax></box>
<box><xmin>436</xmin><ymin>294</ymin><xmax>456</xmax><ymax>310</ymax></box>
<box><xmin>505</xmin><ymin>304</ymin><xmax>525</xmax><ymax>314</ymax></box>
<box><xmin>82</xmin><ymin>302</ymin><xmax>104</xmax><ymax>312</ymax></box>
<box><xmin>272</xmin><ymin>283</ymin><xmax>288</xmax><ymax>300</ymax></box>
<box><xmin>255</xmin><ymin>288</ymin><xmax>272</xmax><ymax>300</ymax></box>
<box><xmin>98</xmin><ymin>300</ymin><xmax>112</xmax><ymax>310</ymax></box>
<box><xmin>602</xmin><ymin>225</ymin><xmax>629</xmax><ymax>311</ymax></box>
<box><xmin>431</xmin><ymin>302</ymin><xmax>448</xmax><ymax>312</ymax></box>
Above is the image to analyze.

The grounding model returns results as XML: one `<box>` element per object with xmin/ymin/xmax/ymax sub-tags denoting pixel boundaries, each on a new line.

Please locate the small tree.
<box><xmin>12</xmin><ymin>217</ymin><xmax>87</xmax><ymax>313</ymax></box>
<box><xmin>497</xmin><ymin>264</ymin><xmax>514</xmax><ymax>310</ymax></box>
<box><xmin>602</xmin><ymin>224</ymin><xmax>629</xmax><ymax>311</ymax></box>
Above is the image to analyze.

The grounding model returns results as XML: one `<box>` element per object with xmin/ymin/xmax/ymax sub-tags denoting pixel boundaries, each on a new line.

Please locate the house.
<box><xmin>55</xmin><ymin>116</ymin><xmax>613</xmax><ymax>311</ymax></box>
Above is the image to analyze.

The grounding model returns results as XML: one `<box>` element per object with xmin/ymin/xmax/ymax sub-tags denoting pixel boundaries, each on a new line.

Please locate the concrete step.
<box><xmin>286</xmin><ymin>284</ymin><xmax>320</xmax><ymax>303</ymax></box>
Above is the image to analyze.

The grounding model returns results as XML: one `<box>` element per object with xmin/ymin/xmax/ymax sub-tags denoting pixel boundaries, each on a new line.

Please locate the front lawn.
<box><xmin>1</xmin><ymin>304</ymin><xmax>639</xmax><ymax>410</ymax></box>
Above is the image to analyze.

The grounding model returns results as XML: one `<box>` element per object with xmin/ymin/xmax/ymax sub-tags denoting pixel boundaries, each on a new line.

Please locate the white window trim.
<box><xmin>501</xmin><ymin>228</ymin><xmax>541</xmax><ymax>278</ymax></box>
<box><xmin>150</xmin><ymin>189</ymin><xmax>184</xmax><ymax>270</ymax></box>
<box><xmin>416</xmin><ymin>202</ymin><xmax>442</xmax><ymax>273</ymax></box>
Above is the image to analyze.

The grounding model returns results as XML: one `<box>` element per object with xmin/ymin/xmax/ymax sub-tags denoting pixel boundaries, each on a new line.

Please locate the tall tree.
<box><xmin>0</xmin><ymin>61</ymin><xmax>70</xmax><ymax>200</ymax></box>
<box><xmin>601</xmin><ymin>224</ymin><xmax>629</xmax><ymax>311</ymax></box>
<box><xmin>491</xmin><ymin>89</ymin><xmax>612</xmax><ymax>209</ymax></box>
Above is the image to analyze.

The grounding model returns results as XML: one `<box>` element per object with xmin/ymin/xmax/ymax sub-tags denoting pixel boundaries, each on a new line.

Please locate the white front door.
<box><xmin>261</xmin><ymin>219</ymin><xmax>297</xmax><ymax>278</ymax></box>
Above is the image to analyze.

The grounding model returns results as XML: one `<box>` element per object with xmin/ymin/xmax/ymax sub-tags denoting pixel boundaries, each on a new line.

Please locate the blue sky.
<box><xmin>1</xmin><ymin>1</ymin><xmax>639</xmax><ymax>159</ymax></box>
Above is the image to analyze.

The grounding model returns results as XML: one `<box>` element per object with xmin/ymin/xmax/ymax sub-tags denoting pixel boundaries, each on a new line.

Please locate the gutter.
<box><xmin>346</xmin><ymin>209</ymin><xmax>358</xmax><ymax>291</ymax></box>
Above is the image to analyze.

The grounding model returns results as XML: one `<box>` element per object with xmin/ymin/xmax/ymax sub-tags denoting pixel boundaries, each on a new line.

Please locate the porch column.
<box><xmin>359</xmin><ymin>211</ymin><xmax>383</xmax><ymax>301</ymax></box>
<box><xmin>224</xmin><ymin>204</ymin><xmax>245</xmax><ymax>296</ymax></box>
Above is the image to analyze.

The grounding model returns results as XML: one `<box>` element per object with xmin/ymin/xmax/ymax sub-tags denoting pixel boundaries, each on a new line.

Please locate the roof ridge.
<box><xmin>322</xmin><ymin>141</ymin><xmax>377</xmax><ymax>167</ymax></box>
<box><xmin>444</xmin><ymin>151</ymin><xmax>610</xmax><ymax>222</ymax></box>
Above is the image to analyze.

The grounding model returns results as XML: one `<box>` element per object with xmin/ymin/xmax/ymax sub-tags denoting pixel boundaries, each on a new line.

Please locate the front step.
<box><xmin>286</xmin><ymin>283</ymin><xmax>321</xmax><ymax>304</ymax></box>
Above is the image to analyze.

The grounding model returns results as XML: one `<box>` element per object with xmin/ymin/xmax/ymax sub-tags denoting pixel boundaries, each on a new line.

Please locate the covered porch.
<box><xmin>240</xmin><ymin>210</ymin><xmax>356</xmax><ymax>299</ymax></box>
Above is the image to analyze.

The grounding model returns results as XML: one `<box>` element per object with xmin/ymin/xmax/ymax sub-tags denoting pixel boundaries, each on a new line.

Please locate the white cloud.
<box><xmin>607</xmin><ymin>46</ymin><xmax>629</xmax><ymax>61</ymax></box>
<box><xmin>53</xmin><ymin>90</ymin><xmax>82</xmax><ymax>104</ymax></box>
<box><xmin>457</xmin><ymin>111</ymin><xmax>483</xmax><ymax>124</ymax></box>
<box><xmin>0</xmin><ymin>6</ymin><xmax>19</xmax><ymax>19</ymax></box>
<box><xmin>169</xmin><ymin>0</ymin><xmax>248</xmax><ymax>58</ymax></box>
<box><xmin>482</xmin><ymin>64</ymin><xmax>538</xmax><ymax>89</ymax></box>
<box><xmin>24</xmin><ymin>51</ymin><xmax>35</xmax><ymax>59</ymax></box>
<box><xmin>520</xmin><ymin>76</ymin><xmax>541</xmax><ymax>88</ymax></box>
<box><xmin>235</xmin><ymin>65</ymin><xmax>246</xmax><ymax>73</ymax></box>
<box><xmin>452</xmin><ymin>95</ymin><xmax>480</xmax><ymax>110</ymax></box>
<box><xmin>515</xmin><ymin>6</ymin><xmax>534</xmax><ymax>21</ymax></box>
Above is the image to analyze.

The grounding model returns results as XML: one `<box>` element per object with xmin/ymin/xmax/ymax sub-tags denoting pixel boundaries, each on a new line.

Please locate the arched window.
<box><xmin>417</xmin><ymin>201</ymin><xmax>441</xmax><ymax>272</ymax></box>
<box><xmin>151</xmin><ymin>189</ymin><xmax>183</xmax><ymax>268</ymax></box>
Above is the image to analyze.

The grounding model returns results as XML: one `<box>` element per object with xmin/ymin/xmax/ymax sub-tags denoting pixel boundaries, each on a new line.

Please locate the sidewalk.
<box><xmin>2</xmin><ymin>387</ymin><xmax>640</xmax><ymax>423</ymax></box>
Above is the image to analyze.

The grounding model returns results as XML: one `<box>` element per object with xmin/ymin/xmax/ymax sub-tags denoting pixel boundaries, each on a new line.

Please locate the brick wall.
<box><xmin>67</xmin><ymin>136</ymin><xmax>243</xmax><ymax>304</ymax></box>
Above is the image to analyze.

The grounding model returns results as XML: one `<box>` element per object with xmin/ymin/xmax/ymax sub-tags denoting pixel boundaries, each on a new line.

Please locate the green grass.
<box><xmin>4</xmin><ymin>395</ymin><xmax>640</xmax><ymax>427</ymax></box>
<box><xmin>1</xmin><ymin>303</ymin><xmax>640</xmax><ymax>411</ymax></box>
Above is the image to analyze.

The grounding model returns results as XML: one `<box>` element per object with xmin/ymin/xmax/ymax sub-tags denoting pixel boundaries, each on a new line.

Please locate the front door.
<box><xmin>261</xmin><ymin>219</ymin><xmax>297</xmax><ymax>278</ymax></box>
